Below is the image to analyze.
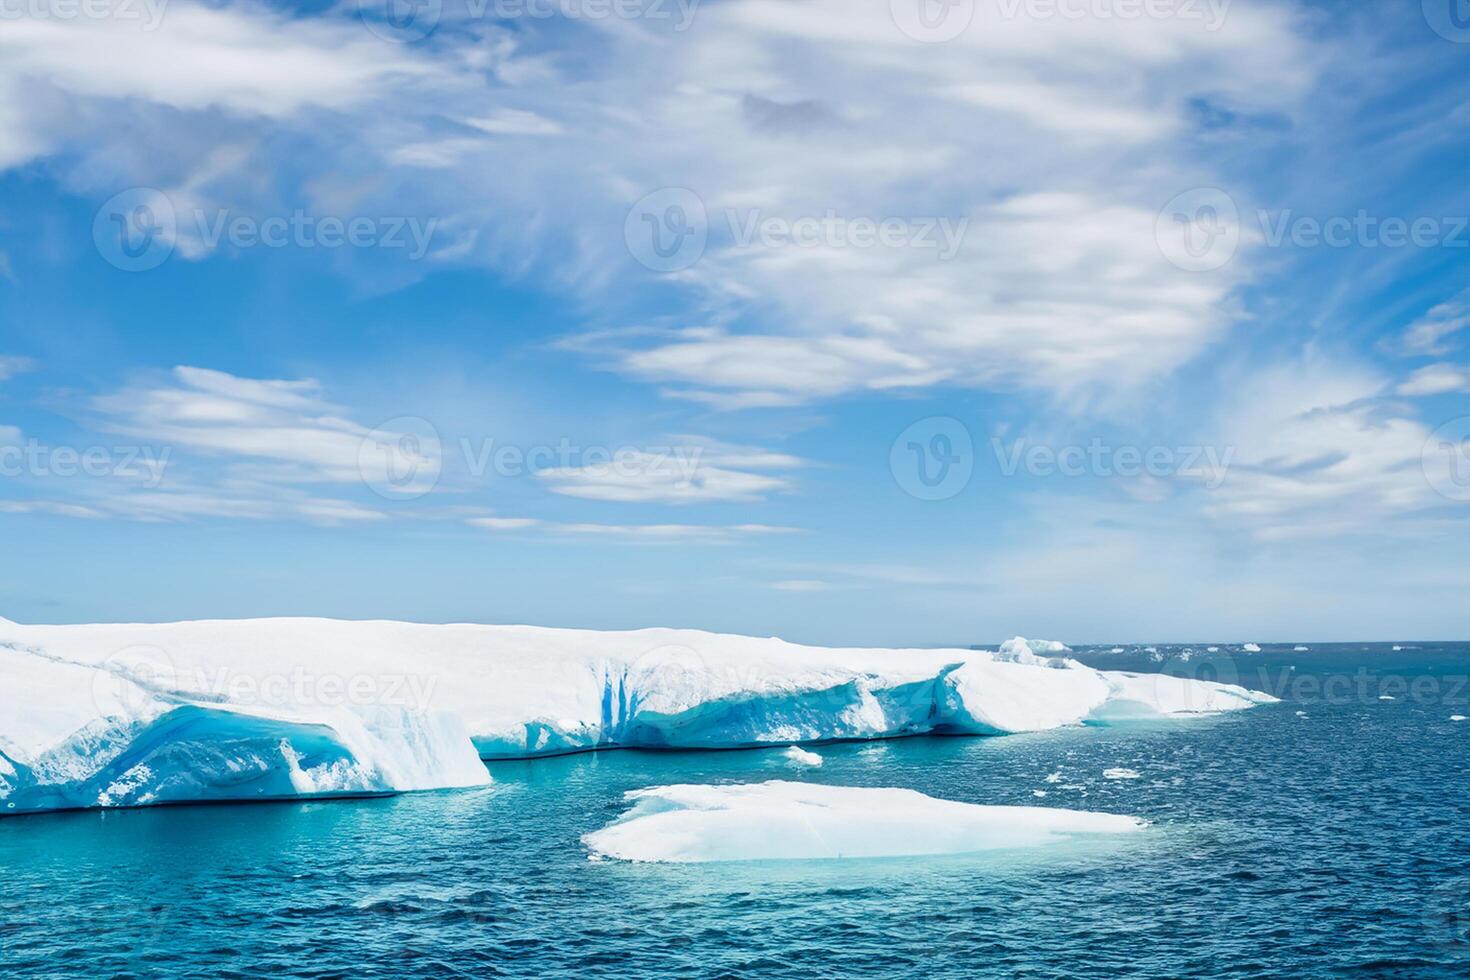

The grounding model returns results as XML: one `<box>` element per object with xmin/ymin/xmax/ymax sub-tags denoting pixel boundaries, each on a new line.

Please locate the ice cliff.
<box><xmin>0</xmin><ymin>617</ymin><xmax>1275</xmax><ymax>815</ymax></box>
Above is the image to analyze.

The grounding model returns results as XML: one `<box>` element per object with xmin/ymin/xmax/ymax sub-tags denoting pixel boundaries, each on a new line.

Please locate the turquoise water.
<box><xmin>3</xmin><ymin>643</ymin><xmax>1469</xmax><ymax>978</ymax></box>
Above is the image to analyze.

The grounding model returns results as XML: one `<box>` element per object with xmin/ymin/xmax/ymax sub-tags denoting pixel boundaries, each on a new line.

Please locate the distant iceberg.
<box><xmin>582</xmin><ymin>781</ymin><xmax>1145</xmax><ymax>863</ymax></box>
<box><xmin>0</xmin><ymin>619</ymin><xmax>1275</xmax><ymax>816</ymax></box>
<box><xmin>1242</xmin><ymin>643</ymin><xmax>1262</xmax><ymax>652</ymax></box>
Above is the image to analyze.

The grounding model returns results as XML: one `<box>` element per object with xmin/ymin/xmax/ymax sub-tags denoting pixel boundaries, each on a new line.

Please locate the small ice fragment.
<box><xmin>1032</xmin><ymin>790</ymin><xmax>1047</xmax><ymax>798</ymax></box>
<box><xmin>782</xmin><ymin>746</ymin><xmax>823</xmax><ymax>766</ymax></box>
<box><xmin>1243</xmin><ymin>643</ymin><xmax>1262</xmax><ymax>653</ymax></box>
<box><xmin>1044</xmin><ymin>771</ymin><xmax>1063</xmax><ymax>784</ymax></box>
<box><xmin>1109</xmin><ymin>647</ymin><xmax>1125</xmax><ymax>654</ymax></box>
<box><xmin>1293</xmin><ymin>646</ymin><xmax>1309</xmax><ymax>652</ymax></box>
<box><xmin>1206</xmin><ymin>646</ymin><xmax>1220</xmax><ymax>653</ymax></box>
<box><xmin>1295</xmin><ymin>711</ymin><xmax>1308</xmax><ymax>718</ymax></box>
<box><xmin>1378</xmin><ymin>696</ymin><xmax>1395</xmax><ymax>701</ymax></box>
<box><xmin>1103</xmin><ymin>768</ymin><xmax>1140</xmax><ymax>780</ymax></box>
<box><xmin>1451</xmin><ymin>715</ymin><xmax>1468</xmax><ymax>723</ymax></box>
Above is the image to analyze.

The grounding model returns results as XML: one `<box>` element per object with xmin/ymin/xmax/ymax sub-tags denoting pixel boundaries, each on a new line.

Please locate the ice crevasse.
<box><xmin>0</xmin><ymin>617</ymin><xmax>1276</xmax><ymax>815</ymax></box>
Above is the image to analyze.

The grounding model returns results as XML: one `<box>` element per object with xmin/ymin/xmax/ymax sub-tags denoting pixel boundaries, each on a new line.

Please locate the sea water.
<box><xmin>2</xmin><ymin>643</ymin><xmax>1468</xmax><ymax>978</ymax></box>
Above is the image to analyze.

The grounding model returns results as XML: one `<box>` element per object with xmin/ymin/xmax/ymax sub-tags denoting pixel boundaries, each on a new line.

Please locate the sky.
<box><xmin>1</xmin><ymin>0</ymin><xmax>1469</xmax><ymax>645</ymax></box>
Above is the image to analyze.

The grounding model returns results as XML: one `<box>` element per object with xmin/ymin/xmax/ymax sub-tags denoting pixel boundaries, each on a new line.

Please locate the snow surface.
<box><xmin>0</xmin><ymin>619</ymin><xmax>1275</xmax><ymax>815</ymax></box>
<box><xmin>582</xmin><ymin>781</ymin><xmax>1146</xmax><ymax>862</ymax></box>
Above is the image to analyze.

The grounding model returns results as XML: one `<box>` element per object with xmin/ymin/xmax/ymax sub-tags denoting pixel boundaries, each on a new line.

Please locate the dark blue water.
<box><xmin>3</xmin><ymin>643</ymin><xmax>1468</xmax><ymax>978</ymax></box>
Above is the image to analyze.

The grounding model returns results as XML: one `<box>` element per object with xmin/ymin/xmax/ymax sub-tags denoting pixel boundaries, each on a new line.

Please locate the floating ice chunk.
<box><xmin>1102</xmin><ymin>768</ymin><xmax>1140</xmax><ymax>780</ymax></box>
<box><xmin>1379</xmin><ymin>696</ymin><xmax>1395</xmax><ymax>701</ymax></box>
<box><xmin>582</xmin><ymin>781</ymin><xmax>1145</xmax><ymax>863</ymax></box>
<box><xmin>1293</xmin><ymin>646</ymin><xmax>1310</xmax><ymax>652</ymax></box>
<box><xmin>782</xmin><ymin>746</ymin><xmax>823</xmax><ymax>767</ymax></box>
<box><xmin>1206</xmin><ymin>646</ymin><xmax>1220</xmax><ymax>653</ymax></box>
<box><xmin>1451</xmin><ymin>715</ymin><xmax>1467</xmax><ymax>723</ymax></box>
<box><xmin>1044</xmin><ymin>771</ymin><xmax>1063</xmax><ymax>783</ymax></box>
<box><xmin>1242</xmin><ymin>643</ymin><xmax>1262</xmax><ymax>653</ymax></box>
<box><xmin>1109</xmin><ymin>647</ymin><xmax>1125</xmax><ymax>654</ymax></box>
<box><xmin>1032</xmin><ymin>790</ymin><xmax>1047</xmax><ymax>798</ymax></box>
<box><xmin>1295</xmin><ymin>711</ymin><xmax>1309</xmax><ymax>718</ymax></box>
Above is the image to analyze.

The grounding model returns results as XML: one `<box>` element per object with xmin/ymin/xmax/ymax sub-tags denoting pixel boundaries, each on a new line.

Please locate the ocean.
<box><xmin>2</xmin><ymin>643</ymin><xmax>1467</xmax><ymax>978</ymax></box>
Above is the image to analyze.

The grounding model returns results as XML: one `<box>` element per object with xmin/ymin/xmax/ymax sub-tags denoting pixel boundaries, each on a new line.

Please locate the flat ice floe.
<box><xmin>583</xmin><ymin>781</ymin><xmax>1146</xmax><ymax>863</ymax></box>
<box><xmin>0</xmin><ymin>617</ymin><xmax>1276</xmax><ymax>815</ymax></box>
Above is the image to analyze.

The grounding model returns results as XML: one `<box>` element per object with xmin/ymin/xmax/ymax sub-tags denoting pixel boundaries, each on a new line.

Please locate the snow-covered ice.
<box><xmin>0</xmin><ymin>618</ymin><xmax>1275</xmax><ymax>815</ymax></box>
<box><xmin>581</xmin><ymin>781</ymin><xmax>1146</xmax><ymax>863</ymax></box>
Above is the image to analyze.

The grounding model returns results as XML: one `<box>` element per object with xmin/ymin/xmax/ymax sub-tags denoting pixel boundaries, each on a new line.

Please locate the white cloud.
<box><xmin>1201</xmin><ymin>358</ymin><xmax>1444</xmax><ymax>540</ymax></box>
<box><xmin>1397</xmin><ymin>363</ymin><xmax>1470</xmax><ymax>397</ymax></box>
<box><xmin>0</xmin><ymin>0</ymin><xmax>1316</xmax><ymax>406</ymax></box>
<box><xmin>1398</xmin><ymin>289</ymin><xmax>1470</xmax><ymax>357</ymax></box>
<box><xmin>95</xmin><ymin>365</ymin><xmax>439</xmax><ymax>491</ymax></box>
<box><xmin>534</xmin><ymin>438</ymin><xmax>801</xmax><ymax>503</ymax></box>
<box><xmin>0</xmin><ymin>356</ymin><xmax>36</xmax><ymax>382</ymax></box>
<box><xmin>0</xmin><ymin>366</ymin><xmax>430</xmax><ymax>526</ymax></box>
<box><xmin>467</xmin><ymin>516</ymin><xmax>798</xmax><ymax>542</ymax></box>
<box><xmin>770</xmin><ymin>579</ymin><xmax>833</xmax><ymax>592</ymax></box>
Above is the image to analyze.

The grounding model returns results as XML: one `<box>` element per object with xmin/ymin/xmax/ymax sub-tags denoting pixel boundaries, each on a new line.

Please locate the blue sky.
<box><xmin>2</xmin><ymin>0</ymin><xmax>1469</xmax><ymax>644</ymax></box>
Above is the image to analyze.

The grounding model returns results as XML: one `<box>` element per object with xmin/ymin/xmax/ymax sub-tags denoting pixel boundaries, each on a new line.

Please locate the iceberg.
<box><xmin>1242</xmin><ymin>643</ymin><xmax>1262</xmax><ymax>652</ymax></box>
<box><xmin>582</xmin><ymin>781</ymin><xmax>1146</xmax><ymax>863</ymax></box>
<box><xmin>0</xmin><ymin>618</ymin><xmax>1275</xmax><ymax>815</ymax></box>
